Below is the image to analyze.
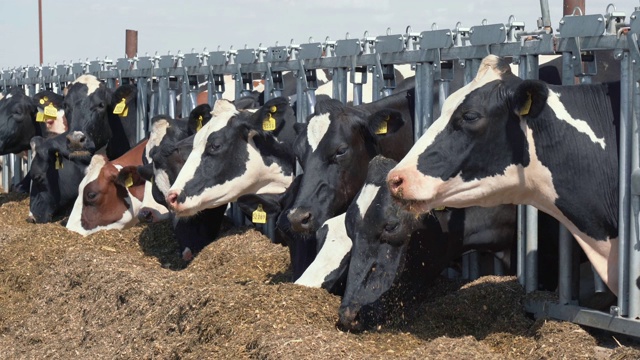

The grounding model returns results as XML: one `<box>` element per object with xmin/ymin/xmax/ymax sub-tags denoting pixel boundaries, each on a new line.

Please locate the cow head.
<box><xmin>64</xmin><ymin>75</ymin><xmax>116</xmax><ymax>162</ymax></box>
<box><xmin>166</xmin><ymin>99</ymin><xmax>295</xmax><ymax>218</ymax></box>
<box><xmin>66</xmin><ymin>152</ymin><xmax>146</xmax><ymax>236</ymax></box>
<box><xmin>287</xmin><ymin>98</ymin><xmax>405</xmax><ymax>234</ymax></box>
<box><xmin>0</xmin><ymin>88</ymin><xmax>38</xmax><ymax>154</ymax></box>
<box><xmin>387</xmin><ymin>55</ymin><xmax>534</xmax><ymax>212</ymax></box>
<box><xmin>338</xmin><ymin>156</ymin><xmax>451</xmax><ymax>331</ymax></box>
<box><xmin>28</xmin><ymin>134</ymin><xmax>86</xmax><ymax>223</ymax></box>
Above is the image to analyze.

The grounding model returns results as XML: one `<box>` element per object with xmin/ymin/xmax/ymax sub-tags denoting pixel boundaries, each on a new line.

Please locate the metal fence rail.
<box><xmin>1</xmin><ymin>3</ymin><xmax>639</xmax><ymax>337</ymax></box>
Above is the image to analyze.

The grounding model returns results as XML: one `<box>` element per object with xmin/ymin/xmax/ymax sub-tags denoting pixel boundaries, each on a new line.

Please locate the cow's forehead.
<box><xmin>193</xmin><ymin>102</ymin><xmax>239</xmax><ymax>145</ymax></box>
<box><xmin>73</xmin><ymin>74</ymin><xmax>101</xmax><ymax>95</ymax></box>
<box><xmin>82</xmin><ymin>155</ymin><xmax>108</xmax><ymax>185</ymax></box>
<box><xmin>356</xmin><ymin>184</ymin><xmax>381</xmax><ymax>219</ymax></box>
<box><xmin>307</xmin><ymin>113</ymin><xmax>331</xmax><ymax>152</ymax></box>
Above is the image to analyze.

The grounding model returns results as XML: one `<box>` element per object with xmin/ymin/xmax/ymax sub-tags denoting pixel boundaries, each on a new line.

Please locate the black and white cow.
<box><xmin>165</xmin><ymin>98</ymin><xmax>296</xmax><ymax>218</ymax></box>
<box><xmin>32</xmin><ymin>90</ymin><xmax>67</xmax><ymax>135</ymax></box>
<box><xmin>387</xmin><ymin>55</ymin><xmax>621</xmax><ymax>295</ymax></box>
<box><xmin>337</xmin><ymin>156</ymin><xmax>517</xmax><ymax>330</ymax></box>
<box><xmin>63</xmin><ymin>75</ymin><xmax>136</xmax><ymax>162</ymax></box>
<box><xmin>28</xmin><ymin>133</ymin><xmax>86</xmax><ymax>223</ymax></box>
<box><xmin>0</xmin><ymin>88</ymin><xmax>38</xmax><ymax>154</ymax></box>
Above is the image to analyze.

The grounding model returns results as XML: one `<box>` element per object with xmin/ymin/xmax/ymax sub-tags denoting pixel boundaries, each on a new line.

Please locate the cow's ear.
<box><xmin>136</xmin><ymin>164</ymin><xmax>155</xmax><ymax>182</ymax></box>
<box><xmin>234</xmin><ymin>95</ymin><xmax>259</xmax><ymax>110</ymax></box>
<box><xmin>253</xmin><ymin>97</ymin><xmax>292</xmax><ymax>132</ymax></box>
<box><xmin>236</xmin><ymin>193</ymin><xmax>283</xmax><ymax>219</ymax></box>
<box><xmin>366</xmin><ymin>109</ymin><xmax>405</xmax><ymax>137</ymax></box>
<box><xmin>188</xmin><ymin>104</ymin><xmax>212</xmax><ymax>134</ymax></box>
<box><xmin>512</xmin><ymin>80</ymin><xmax>549</xmax><ymax>119</ymax></box>
<box><xmin>116</xmin><ymin>166</ymin><xmax>145</xmax><ymax>188</ymax></box>
<box><xmin>293</xmin><ymin>122</ymin><xmax>307</xmax><ymax>135</ymax></box>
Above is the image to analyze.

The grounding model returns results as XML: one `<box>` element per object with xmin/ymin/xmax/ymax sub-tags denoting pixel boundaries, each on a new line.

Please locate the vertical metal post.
<box><xmin>558</xmin><ymin>224</ymin><xmax>576</xmax><ymax>304</ymax></box>
<box><xmin>2</xmin><ymin>155</ymin><xmax>10</xmax><ymax>193</ymax></box>
<box><xmin>629</xmin><ymin>60</ymin><xmax>640</xmax><ymax>319</ymax></box>
<box><xmin>38</xmin><ymin>0</ymin><xmax>43</xmax><ymax>65</ymax></box>
<box><xmin>617</xmin><ymin>52</ymin><xmax>632</xmax><ymax>316</ymax></box>
<box><xmin>136</xmin><ymin>79</ymin><xmax>147</xmax><ymax>141</ymax></box>
<box><xmin>517</xmin><ymin>205</ymin><xmax>526</xmax><ymax>287</ymax></box>
<box><xmin>332</xmin><ymin>68</ymin><xmax>347</xmax><ymax>104</ymax></box>
<box><xmin>125</xmin><ymin>30</ymin><xmax>138</xmax><ymax>59</ymax></box>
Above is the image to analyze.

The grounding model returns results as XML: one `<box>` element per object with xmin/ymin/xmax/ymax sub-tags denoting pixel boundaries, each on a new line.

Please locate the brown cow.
<box><xmin>65</xmin><ymin>140</ymin><xmax>148</xmax><ymax>236</ymax></box>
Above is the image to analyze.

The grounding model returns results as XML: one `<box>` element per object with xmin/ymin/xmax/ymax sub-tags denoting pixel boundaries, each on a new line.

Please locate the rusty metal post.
<box><xmin>125</xmin><ymin>29</ymin><xmax>138</xmax><ymax>58</ymax></box>
<box><xmin>563</xmin><ymin>0</ymin><xmax>585</xmax><ymax>15</ymax></box>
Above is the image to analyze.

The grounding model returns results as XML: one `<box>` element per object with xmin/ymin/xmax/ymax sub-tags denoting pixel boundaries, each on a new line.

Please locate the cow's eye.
<box><xmin>335</xmin><ymin>145</ymin><xmax>348</xmax><ymax>158</ymax></box>
<box><xmin>87</xmin><ymin>192</ymin><xmax>98</xmax><ymax>200</ymax></box>
<box><xmin>207</xmin><ymin>142</ymin><xmax>221</xmax><ymax>154</ymax></box>
<box><xmin>383</xmin><ymin>222</ymin><xmax>399</xmax><ymax>233</ymax></box>
<box><xmin>462</xmin><ymin>111</ymin><xmax>481</xmax><ymax>122</ymax></box>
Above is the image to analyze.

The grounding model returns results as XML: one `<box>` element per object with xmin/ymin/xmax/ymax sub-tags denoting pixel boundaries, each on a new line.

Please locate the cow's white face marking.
<box><xmin>172</xmin><ymin>134</ymin><xmax>292</xmax><ymax>217</ymax></box>
<box><xmin>153</xmin><ymin>168</ymin><xmax>172</xmax><ymax>197</ymax></box>
<box><xmin>547</xmin><ymin>90</ymin><xmax>606</xmax><ymax>149</ymax></box>
<box><xmin>73</xmin><ymin>74</ymin><xmax>101</xmax><ymax>95</ymax></box>
<box><xmin>356</xmin><ymin>184</ymin><xmax>380</xmax><ymax>219</ymax></box>
<box><xmin>169</xmin><ymin>100</ymin><xmax>237</xmax><ymax>200</ymax></box>
<box><xmin>66</xmin><ymin>155</ymin><xmax>107</xmax><ymax>235</ymax></box>
<box><xmin>4</xmin><ymin>93</ymin><xmax>11</xmax><ymax>100</ymax></box>
<box><xmin>43</xmin><ymin>109</ymin><xmax>67</xmax><ymax>134</ymax></box>
<box><xmin>140</xmin><ymin>181</ymin><xmax>169</xmax><ymax>222</ymax></box>
<box><xmin>146</xmin><ymin>118</ymin><xmax>170</xmax><ymax>163</ymax></box>
<box><xmin>295</xmin><ymin>213</ymin><xmax>350</xmax><ymax>287</ymax></box>
<box><xmin>307</xmin><ymin>113</ymin><xmax>331</xmax><ymax>152</ymax></box>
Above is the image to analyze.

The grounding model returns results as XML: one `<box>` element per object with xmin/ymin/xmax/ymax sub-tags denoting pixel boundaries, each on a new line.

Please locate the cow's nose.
<box><xmin>287</xmin><ymin>209</ymin><xmax>313</xmax><ymax>233</ymax></box>
<box><xmin>66</xmin><ymin>132</ymin><xmax>86</xmax><ymax>148</ymax></box>
<box><xmin>137</xmin><ymin>209</ymin><xmax>154</xmax><ymax>223</ymax></box>
<box><xmin>387</xmin><ymin>174</ymin><xmax>404</xmax><ymax>198</ymax></box>
<box><xmin>166</xmin><ymin>191</ymin><xmax>179</xmax><ymax>209</ymax></box>
<box><xmin>26</xmin><ymin>215</ymin><xmax>36</xmax><ymax>224</ymax></box>
<box><xmin>338</xmin><ymin>305</ymin><xmax>363</xmax><ymax>332</ymax></box>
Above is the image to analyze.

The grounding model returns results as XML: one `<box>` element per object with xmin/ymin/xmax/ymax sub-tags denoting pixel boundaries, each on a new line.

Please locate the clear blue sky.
<box><xmin>0</xmin><ymin>0</ymin><xmax>628</xmax><ymax>69</ymax></box>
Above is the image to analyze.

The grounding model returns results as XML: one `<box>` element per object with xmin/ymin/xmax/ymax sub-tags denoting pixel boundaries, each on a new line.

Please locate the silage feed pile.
<box><xmin>0</xmin><ymin>194</ymin><xmax>638</xmax><ymax>359</ymax></box>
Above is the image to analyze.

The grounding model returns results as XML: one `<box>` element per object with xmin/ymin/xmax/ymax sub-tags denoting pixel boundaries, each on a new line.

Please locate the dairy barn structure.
<box><xmin>1</xmin><ymin>0</ymin><xmax>639</xmax><ymax>341</ymax></box>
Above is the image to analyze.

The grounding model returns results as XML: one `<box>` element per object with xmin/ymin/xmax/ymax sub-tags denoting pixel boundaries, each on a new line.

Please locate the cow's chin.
<box><xmin>69</xmin><ymin>150</ymin><xmax>93</xmax><ymax>163</ymax></box>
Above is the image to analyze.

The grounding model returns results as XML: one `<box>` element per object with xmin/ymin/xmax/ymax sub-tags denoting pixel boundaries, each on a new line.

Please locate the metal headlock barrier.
<box><xmin>1</xmin><ymin>2</ymin><xmax>639</xmax><ymax>338</ymax></box>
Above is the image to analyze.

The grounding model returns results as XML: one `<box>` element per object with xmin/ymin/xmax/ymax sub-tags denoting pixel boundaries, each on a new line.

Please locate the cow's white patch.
<box><xmin>171</xmin><ymin>135</ymin><xmax>292</xmax><ymax>217</ymax></box>
<box><xmin>153</xmin><ymin>168</ymin><xmax>172</xmax><ymax>197</ymax></box>
<box><xmin>66</xmin><ymin>155</ymin><xmax>107</xmax><ymax>235</ymax></box>
<box><xmin>47</xmin><ymin>109</ymin><xmax>66</xmax><ymax>134</ymax></box>
<box><xmin>140</xmin><ymin>181</ymin><xmax>170</xmax><ymax>222</ymax></box>
<box><xmin>3</xmin><ymin>93</ymin><xmax>10</xmax><ymax>100</ymax></box>
<box><xmin>546</xmin><ymin>90</ymin><xmax>606</xmax><ymax>150</ymax></box>
<box><xmin>73</xmin><ymin>74</ymin><xmax>101</xmax><ymax>95</ymax></box>
<box><xmin>295</xmin><ymin>213</ymin><xmax>350</xmax><ymax>287</ymax></box>
<box><xmin>307</xmin><ymin>113</ymin><xmax>331</xmax><ymax>152</ymax></box>
<box><xmin>356</xmin><ymin>184</ymin><xmax>380</xmax><ymax>219</ymax></box>
<box><xmin>146</xmin><ymin>118</ymin><xmax>170</xmax><ymax>163</ymax></box>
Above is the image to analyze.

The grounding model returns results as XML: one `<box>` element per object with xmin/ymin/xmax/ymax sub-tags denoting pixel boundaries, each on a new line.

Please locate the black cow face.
<box><xmin>0</xmin><ymin>88</ymin><xmax>38</xmax><ymax>154</ymax></box>
<box><xmin>339</xmin><ymin>156</ymin><xmax>450</xmax><ymax>331</ymax></box>
<box><xmin>65</xmin><ymin>79</ymin><xmax>115</xmax><ymax>162</ymax></box>
<box><xmin>287</xmin><ymin>99</ymin><xmax>405</xmax><ymax>234</ymax></box>
<box><xmin>166</xmin><ymin>99</ymin><xmax>295</xmax><ymax>218</ymax></box>
<box><xmin>29</xmin><ymin>134</ymin><xmax>86</xmax><ymax>223</ymax></box>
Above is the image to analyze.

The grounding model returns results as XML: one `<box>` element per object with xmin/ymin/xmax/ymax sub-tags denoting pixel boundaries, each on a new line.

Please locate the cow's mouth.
<box><xmin>69</xmin><ymin>150</ymin><xmax>93</xmax><ymax>160</ymax></box>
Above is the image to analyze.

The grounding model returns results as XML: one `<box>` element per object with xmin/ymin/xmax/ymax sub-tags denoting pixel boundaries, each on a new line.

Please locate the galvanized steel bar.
<box><xmin>629</xmin><ymin>65</ymin><xmax>640</xmax><ymax>319</ymax></box>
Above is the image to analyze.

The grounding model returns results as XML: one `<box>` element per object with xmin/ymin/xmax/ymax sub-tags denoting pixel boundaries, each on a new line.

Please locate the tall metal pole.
<box><xmin>563</xmin><ymin>0</ymin><xmax>585</xmax><ymax>15</ymax></box>
<box><xmin>125</xmin><ymin>29</ymin><xmax>138</xmax><ymax>59</ymax></box>
<box><xmin>38</xmin><ymin>0</ymin><xmax>43</xmax><ymax>65</ymax></box>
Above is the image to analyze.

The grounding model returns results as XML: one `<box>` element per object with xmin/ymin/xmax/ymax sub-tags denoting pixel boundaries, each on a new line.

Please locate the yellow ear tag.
<box><xmin>252</xmin><ymin>204</ymin><xmax>267</xmax><ymax>224</ymax></box>
<box><xmin>263</xmin><ymin>113</ymin><xmax>276</xmax><ymax>131</ymax></box>
<box><xmin>196</xmin><ymin>115</ymin><xmax>203</xmax><ymax>132</ymax></box>
<box><xmin>39</xmin><ymin>98</ymin><xmax>46</xmax><ymax>105</ymax></box>
<box><xmin>269</xmin><ymin>105</ymin><xmax>277</xmax><ymax>113</ymax></box>
<box><xmin>125</xmin><ymin>174</ymin><xmax>134</xmax><ymax>188</ymax></box>
<box><xmin>113</xmin><ymin>98</ymin><xmax>127</xmax><ymax>116</ymax></box>
<box><xmin>36</xmin><ymin>111</ymin><xmax>45</xmax><ymax>122</ymax></box>
<box><xmin>434</xmin><ymin>206</ymin><xmax>446</xmax><ymax>211</ymax></box>
<box><xmin>519</xmin><ymin>92</ymin><xmax>532</xmax><ymax>116</ymax></box>
<box><xmin>54</xmin><ymin>152</ymin><xmax>63</xmax><ymax>170</ymax></box>
<box><xmin>44</xmin><ymin>104</ymin><xmax>58</xmax><ymax>118</ymax></box>
<box><xmin>375</xmin><ymin>116</ymin><xmax>389</xmax><ymax>135</ymax></box>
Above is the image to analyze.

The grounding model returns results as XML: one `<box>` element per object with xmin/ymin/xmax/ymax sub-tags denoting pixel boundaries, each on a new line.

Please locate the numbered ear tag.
<box><xmin>196</xmin><ymin>115</ymin><xmax>203</xmax><ymax>132</ymax></box>
<box><xmin>375</xmin><ymin>116</ymin><xmax>389</xmax><ymax>135</ymax></box>
<box><xmin>44</xmin><ymin>104</ymin><xmax>58</xmax><ymax>118</ymax></box>
<box><xmin>36</xmin><ymin>111</ymin><xmax>45</xmax><ymax>122</ymax></box>
<box><xmin>113</xmin><ymin>98</ymin><xmax>127</xmax><ymax>116</ymax></box>
<box><xmin>263</xmin><ymin>114</ymin><xmax>276</xmax><ymax>131</ymax></box>
<box><xmin>252</xmin><ymin>204</ymin><xmax>267</xmax><ymax>224</ymax></box>
<box><xmin>125</xmin><ymin>173</ymin><xmax>134</xmax><ymax>188</ymax></box>
<box><xmin>54</xmin><ymin>152</ymin><xmax>63</xmax><ymax>170</ymax></box>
